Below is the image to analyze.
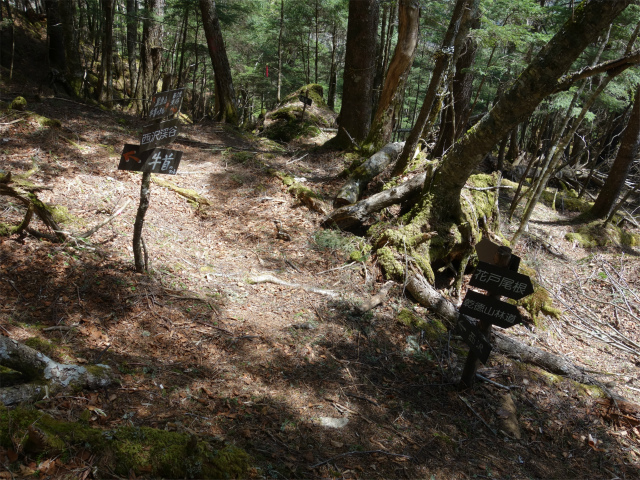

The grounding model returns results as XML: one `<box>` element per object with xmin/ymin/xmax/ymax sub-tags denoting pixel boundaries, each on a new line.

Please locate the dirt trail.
<box><xmin>1</xmin><ymin>96</ymin><xmax>639</xmax><ymax>478</ymax></box>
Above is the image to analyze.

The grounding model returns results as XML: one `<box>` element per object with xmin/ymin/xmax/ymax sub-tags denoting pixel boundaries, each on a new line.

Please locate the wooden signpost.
<box><xmin>117</xmin><ymin>88</ymin><xmax>185</xmax><ymax>273</ymax></box>
<box><xmin>458</xmin><ymin>239</ymin><xmax>534</xmax><ymax>388</ymax></box>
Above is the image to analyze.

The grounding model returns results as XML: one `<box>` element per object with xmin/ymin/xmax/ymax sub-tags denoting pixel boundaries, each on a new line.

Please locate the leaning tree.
<box><xmin>364</xmin><ymin>0</ymin><xmax>635</xmax><ymax>282</ymax></box>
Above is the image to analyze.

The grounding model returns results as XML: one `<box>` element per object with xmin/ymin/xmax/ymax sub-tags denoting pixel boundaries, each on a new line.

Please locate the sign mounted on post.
<box><xmin>139</xmin><ymin>118</ymin><xmax>181</xmax><ymax>152</ymax></box>
<box><xmin>118</xmin><ymin>144</ymin><xmax>182</xmax><ymax>175</ymax></box>
<box><xmin>457</xmin><ymin>315</ymin><xmax>492</xmax><ymax>364</ymax></box>
<box><xmin>460</xmin><ymin>290</ymin><xmax>522</xmax><ymax>329</ymax></box>
<box><xmin>299</xmin><ymin>95</ymin><xmax>312</xmax><ymax>106</ymax></box>
<box><xmin>469</xmin><ymin>261</ymin><xmax>534</xmax><ymax>300</ymax></box>
<box><xmin>148</xmin><ymin>88</ymin><xmax>185</xmax><ymax>120</ymax></box>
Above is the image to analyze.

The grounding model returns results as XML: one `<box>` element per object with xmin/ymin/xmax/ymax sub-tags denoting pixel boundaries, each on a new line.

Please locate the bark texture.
<box><xmin>588</xmin><ymin>83</ymin><xmax>640</xmax><ymax>219</ymax></box>
<box><xmin>334</xmin><ymin>142</ymin><xmax>404</xmax><ymax>207</ymax></box>
<box><xmin>140</xmin><ymin>0</ymin><xmax>164</xmax><ymax>116</ymax></box>
<box><xmin>365</xmin><ymin>0</ymin><xmax>420</xmax><ymax>152</ymax></box>
<box><xmin>331</xmin><ymin>0</ymin><xmax>379</xmax><ymax>147</ymax></box>
<box><xmin>324</xmin><ymin>172</ymin><xmax>425</xmax><ymax>230</ymax></box>
<box><xmin>0</xmin><ymin>336</ymin><xmax>113</xmax><ymax>405</ymax></box>
<box><xmin>199</xmin><ymin>0</ymin><xmax>239</xmax><ymax>124</ymax></box>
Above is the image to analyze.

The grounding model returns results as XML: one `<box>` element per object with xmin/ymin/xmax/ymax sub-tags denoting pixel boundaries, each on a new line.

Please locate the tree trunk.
<box><xmin>329</xmin><ymin>0</ymin><xmax>379</xmax><ymax>148</ymax></box>
<box><xmin>199</xmin><ymin>0</ymin><xmax>238</xmax><ymax>124</ymax></box>
<box><xmin>327</xmin><ymin>21</ymin><xmax>338</xmax><ymax>110</ymax></box>
<box><xmin>587</xmin><ymin>83</ymin><xmax>640</xmax><ymax>219</ymax></box>
<box><xmin>96</xmin><ymin>0</ymin><xmax>114</xmax><ymax>103</ymax></box>
<box><xmin>433</xmin><ymin>0</ymin><xmax>480</xmax><ymax>157</ymax></box>
<box><xmin>364</xmin><ymin>0</ymin><xmax>420</xmax><ymax>153</ymax></box>
<box><xmin>126</xmin><ymin>0</ymin><xmax>138</xmax><ymax>98</ymax></box>
<box><xmin>44</xmin><ymin>0</ymin><xmax>66</xmax><ymax>72</ymax></box>
<box><xmin>392</xmin><ymin>0</ymin><xmax>470</xmax><ymax>176</ymax></box>
<box><xmin>140</xmin><ymin>0</ymin><xmax>164</xmax><ymax>117</ymax></box>
<box><xmin>277</xmin><ymin>0</ymin><xmax>283</xmax><ymax>103</ymax></box>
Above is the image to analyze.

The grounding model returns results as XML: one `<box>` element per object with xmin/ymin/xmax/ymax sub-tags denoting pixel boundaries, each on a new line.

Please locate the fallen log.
<box><xmin>0</xmin><ymin>336</ymin><xmax>113</xmax><ymax>405</ymax></box>
<box><xmin>323</xmin><ymin>172</ymin><xmax>425</xmax><ymax>229</ymax></box>
<box><xmin>334</xmin><ymin>142</ymin><xmax>405</xmax><ymax>207</ymax></box>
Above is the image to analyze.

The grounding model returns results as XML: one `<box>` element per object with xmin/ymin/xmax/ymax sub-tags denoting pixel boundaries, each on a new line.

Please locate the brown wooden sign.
<box><xmin>469</xmin><ymin>261</ymin><xmax>534</xmax><ymax>300</ymax></box>
<box><xmin>139</xmin><ymin>118</ymin><xmax>180</xmax><ymax>152</ymax></box>
<box><xmin>457</xmin><ymin>314</ymin><xmax>492</xmax><ymax>364</ymax></box>
<box><xmin>118</xmin><ymin>144</ymin><xmax>182</xmax><ymax>175</ymax></box>
<box><xmin>476</xmin><ymin>237</ymin><xmax>520</xmax><ymax>271</ymax></box>
<box><xmin>148</xmin><ymin>88</ymin><xmax>185</xmax><ymax>120</ymax></box>
<box><xmin>460</xmin><ymin>290</ymin><xmax>522</xmax><ymax>329</ymax></box>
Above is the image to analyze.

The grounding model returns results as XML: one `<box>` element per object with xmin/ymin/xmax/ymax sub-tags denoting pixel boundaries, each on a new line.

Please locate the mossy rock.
<box><xmin>24</xmin><ymin>337</ymin><xmax>56</xmax><ymax>358</ymax></box>
<box><xmin>0</xmin><ymin>406</ymin><xmax>250</xmax><ymax>478</ymax></box>
<box><xmin>515</xmin><ymin>264</ymin><xmax>561</xmax><ymax>325</ymax></box>
<box><xmin>10</xmin><ymin>96</ymin><xmax>27</xmax><ymax>111</ymax></box>
<box><xmin>262</xmin><ymin>84</ymin><xmax>337</xmax><ymax>142</ymax></box>
<box><xmin>565</xmin><ymin>221</ymin><xmax>640</xmax><ymax>248</ymax></box>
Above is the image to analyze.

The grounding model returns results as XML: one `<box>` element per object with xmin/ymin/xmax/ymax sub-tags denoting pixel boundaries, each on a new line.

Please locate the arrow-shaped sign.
<box><xmin>460</xmin><ymin>290</ymin><xmax>522</xmax><ymax>329</ymax></box>
<box><xmin>469</xmin><ymin>261</ymin><xmax>534</xmax><ymax>300</ymax></box>
<box><xmin>457</xmin><ymin>314</ymin><xmax>492</xmax><ymax>364</ymax></box>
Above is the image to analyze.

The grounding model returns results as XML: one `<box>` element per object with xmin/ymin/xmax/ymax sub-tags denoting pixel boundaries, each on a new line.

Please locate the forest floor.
<box><xmin>0</xmin><ymin>86</ymin><xmax>640</xmax><ymax>478</ymax></box>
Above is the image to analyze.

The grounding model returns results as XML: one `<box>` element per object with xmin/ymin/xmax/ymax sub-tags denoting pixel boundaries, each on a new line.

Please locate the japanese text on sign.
<box><xmin>457</xmin><ymin>315</ymin><xmax>492</xmax><ymax>364</ymax></box>
<box><xmin>148</xmin><ymin>89</ymin><xmax>185</xmax><ymax>120</ymax></box>
<box><xmin>462</xmin><ymin>296</ymin><xmax>518</xmax><ymax>325</ymax></box>
<box><xmin>141</xmin><ymin>125</ymin><xmax>178</xmax><ymax>145</ymax></box>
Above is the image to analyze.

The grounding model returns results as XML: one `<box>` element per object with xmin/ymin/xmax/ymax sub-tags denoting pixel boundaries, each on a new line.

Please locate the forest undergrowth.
<box><xmin>0</xmin><ymin>86</ymin><xmax>638</xmax><ymax>479</ymax></box>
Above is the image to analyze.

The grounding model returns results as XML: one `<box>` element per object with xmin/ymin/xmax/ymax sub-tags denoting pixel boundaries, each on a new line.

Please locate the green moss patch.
<box><xmin>565</xmin><ymin>221</ymin><xmax>640</xmax><ymax>248</ymax></box>
<box><xmin>397</xmin><ymin>309</ymin><xmax>447</xmax><ymax>339</ymax></box>
<box><xmin>0</xmin><ymin>406</ymin><xmax>250</xmax><ymax>478</ymax></box>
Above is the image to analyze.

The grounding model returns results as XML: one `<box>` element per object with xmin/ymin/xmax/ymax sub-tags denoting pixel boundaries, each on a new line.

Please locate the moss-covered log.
<box><xmin>334</xmin><ymin>142</ymin><xmax>404</xmax><ymax>207</ymax></box>
<box><xmin>0</xmin><ymin>336</ymin><xmax>113</xmax><ymax>405</ymax></box>
<box><xmin>0</xmin><ymin>405</ymin><xmax>250</xmax><ymax>478</ymax></box>
<box><xmin>323</xmin><ymin>172</ymin><xmax>425</xmax><ymax>230</ymax></box>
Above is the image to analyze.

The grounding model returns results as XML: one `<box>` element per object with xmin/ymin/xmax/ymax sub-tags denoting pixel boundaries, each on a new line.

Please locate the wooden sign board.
<box><xmin>118</xmin><ymin>144</ymin><xmax>183</xmax><ymax>175</ymax></box>
<box><xmin>299</xmin><ymin>95</ymin><xmax>312</xmax><ymax>106</ymax></box>
<box><xmin>139</xmin><ymin>118</ymin><xmax>180</xmax><ymax>152</ymax></box>
<box><xmin>460</xmin><ymin>290</ymin><xmax>522</xmax><ymax>329</ymax></box>
<box><xmin>469</xmin><ymin>261</ymin><xmax>534</xmax><ymax>300</ymax></box>
<box><xmin>148</xmin><ymin>88</ymin><xmax>185</xmax><ymax>120</ymax></box>
<box><xmin>457</xmin><ymin>315</ymin><xmax>492</xmax><ymax>364</ymax></box>
<box><xmin>475</xmin><ymin>237</ymin><xmax>520</xmax><ymax>271</ymax></box>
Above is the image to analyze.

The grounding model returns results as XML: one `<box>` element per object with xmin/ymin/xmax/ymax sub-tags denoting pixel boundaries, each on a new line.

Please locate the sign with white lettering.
<box><xmin>457</xmin><ymin>315</ymin><xmax>492</xmax><ymax>364</ymax></box>
<box><xmin>139</xmin><ymin>118</ymin><xmax>180</xmax><ymax>152</ymax></box>
<box><xmin>469</xmin><ymin>261</ymin><xmax>534</xmax><ymax>300</ymax></box>
<box><xmin>460</xmin><ymin>290</ymin><xmax>522</xmax><ymax>329</ymax></box>
<box><xmin>118</xmin><ymin>144</ymin><xmax>182</xmax><ymax>175</ymax></box>
<box><xmin>148</xmin><ymin>88</ymin><xmax>184</xmax><ymax>120</ymax></box>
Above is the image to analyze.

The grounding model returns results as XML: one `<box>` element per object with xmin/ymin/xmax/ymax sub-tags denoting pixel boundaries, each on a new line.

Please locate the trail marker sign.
<box><xmin>139</xmin><ymin>118</ymin><xmax>180</xmax><ymax>152</ymax></box>
<box><xmin>299</xmin><ymin>95</ymin><xmax>312</xmax><ymax>106</ymax></box>
<box><xmin>457</xmin><ymin>315</ymin><xmax>492</xmax><ymax>364</ymax></box>
<box><xmin>469</xmin><ymin>261</ymin><xmax>534</xmax><ymax>300</ymax></box>
<box><xmin>460</xmin><ymin>290</ymin><xmax>522</xmax><ymax>329</ymax></box>
<box><xmin>148</xmin><ymin>88</ymin><xmax>184</xmax><ymax>120</ymax></box>
<box><xmin>118</xmin><ymin>144</ymin><xmax>182</xmax><ymax>175</ymax></box>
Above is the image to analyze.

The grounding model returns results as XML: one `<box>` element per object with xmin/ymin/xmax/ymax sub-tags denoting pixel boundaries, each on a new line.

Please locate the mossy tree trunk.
<box><xmin>364</xmin><ymin>0</ymin><xmax>420</xmax><ymax>153</ymax></box>
<box><xmin>140</xmin><ymin>0</ymin><xmax>164</xmax><ymax>117</ymax></box>
<box><xmin>379</xmin><ymin>0</ymin><xmax>634</xmax><ymax>279</ymax></box>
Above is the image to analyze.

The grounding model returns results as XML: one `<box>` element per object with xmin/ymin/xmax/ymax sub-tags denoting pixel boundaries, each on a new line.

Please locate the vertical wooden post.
<box><xmin>132</xmin><ymin>171</ymin><xmax>151</xmax><ymax>272</ymax></box>
<box><xmin>459</xmin><ymin>246</ymin><xmax>512</xmax><ymax>389</ymax></box>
